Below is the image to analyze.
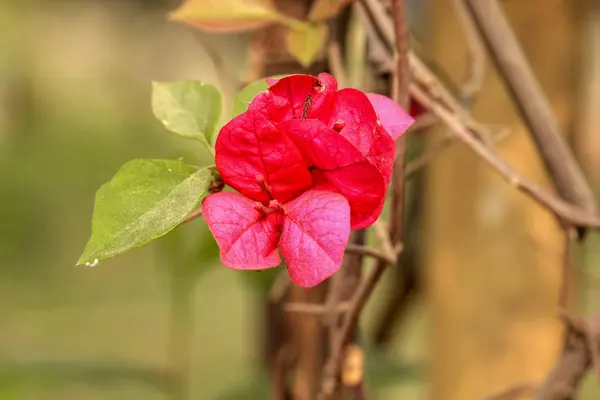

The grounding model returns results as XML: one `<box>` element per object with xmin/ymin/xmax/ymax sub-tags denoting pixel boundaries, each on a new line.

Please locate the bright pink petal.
<box><xmin>366</xmin><ymin>93</ymin><xmax>415</xmax><ymax>140</ymax></box>
<box><xmin>329</xmin><ymin>89</ymin><xmax>397</xmax><ymax>184</ymax></box>
<box><xmin>215</xmin><ymin>108</ymin><xmax>312</xmax><ymax>203</ymax></box>
<box><xmin>202</xmin><ymin>192</ymin><xmax>281</xmax><ymax>269</ymax></box>
<box><xmin>279</xmin><ymin>119</ymin><xmax>386</xmax><ymax>229</ymax></box>
<box><xmin>279</xmin><ymin>188</ymin><xmax>351</xmax><ymax>287</ymax></box>
<box><xmin>250</xmin><ymin>73</ymin><xmax>337</xmax><ymax>123</ymax></box>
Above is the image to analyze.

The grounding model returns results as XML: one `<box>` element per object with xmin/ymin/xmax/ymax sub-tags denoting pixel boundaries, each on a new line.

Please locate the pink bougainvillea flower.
<box><xmin>202</xmin><ymin>72</ymin><xmax>414</xmax><ymax>287</ymax></box>
<box><xmin>250</xmin><ymin>73</ymin><xmax>413</xmax><ymax>227</ymax></box>
<box><xmin>204</xmin><ymin>107</ymin><xmax>351</xmax><ymax>287</ymax></box>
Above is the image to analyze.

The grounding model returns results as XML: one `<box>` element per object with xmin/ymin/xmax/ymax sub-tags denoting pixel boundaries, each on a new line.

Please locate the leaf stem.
<box><xmin>181</xmin><ymin>209</ymin><xmax>203</xmax><ymax>224</ymax></box>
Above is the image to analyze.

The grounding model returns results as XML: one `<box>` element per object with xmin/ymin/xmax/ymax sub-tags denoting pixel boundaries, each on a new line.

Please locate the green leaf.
<box><xmin>232</xmin><ymin>74</ymin><xmax>288</xmax><ymax>118</ymax></box>
<box><xmin>285</xmin><ymin>24</ymin><xmax>329</xmax><ymax>68</ymax></box>
<box><xmin>169</xmin><ymin>0</ymin><xmax>283</xmax><ymax>33</ymax></box>
<box><xmin>78</xmin><ymin>159</ymin><xmax>212</xmax><ymax>266</ymax></box>
<box><xmin>151</xmin><ymin>80</ymin><xmax>222</xmax><ymax>148</ymax></box>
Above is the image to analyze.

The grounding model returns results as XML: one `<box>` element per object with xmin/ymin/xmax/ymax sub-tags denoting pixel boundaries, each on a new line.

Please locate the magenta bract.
<box><xmin>202</xmin><ymin>73</ymin><xmax>414</xmax><ymax>287</ymax></box>
<box><xmin>215</xmin><ymin>109</ymin><xmax>312</xmax><ymax>204</ymax></box>
<box><xmin>202</xmin><ymin>192</ymin><xmax>281</xmax><ymax>269</ymax></box>
<box><xmin>279</xmin><ymin>119</ymin><xmax>385</xmax><ymax>229</ymax></box>
<box><xmin>366</xmin><ymin>93</ymin><xmax>415</xmax><ymax>141</ymax></box>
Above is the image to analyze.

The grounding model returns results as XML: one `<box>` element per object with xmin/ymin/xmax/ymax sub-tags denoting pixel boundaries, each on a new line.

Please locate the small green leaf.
<box><xmin>78</xmin><ymin>159</ymin><xmax>212</xmax><ymax>265</ymax></box>
<box><xmin>232</xmin><ymin>74</ymin><xmax>287</xmax><ymax>118</ymax></box>
<box><xmin>152</xmin><ymin>80</ymin><xmax>222</xmax><ymax>148</ymax></box>
<box><xmin>169</xmin><ymin>0</ymin><xmax>282</xmax><ymax>33</ymax></box>
<box><xmin>285</xmin><ymin>24</ymin><xmax>329</xmax><ymax>68</ymax></box>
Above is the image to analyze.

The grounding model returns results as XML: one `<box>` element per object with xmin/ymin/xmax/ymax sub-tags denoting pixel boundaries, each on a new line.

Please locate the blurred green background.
<box><xmin>0</xmin><ymin>1</ymin><xmax>426</xmax><ymax>399</ymax></box>
<box><xmin>2</xmin><ymin>0</ymin><xmax>600</xmax><ymax>399</ymax></box>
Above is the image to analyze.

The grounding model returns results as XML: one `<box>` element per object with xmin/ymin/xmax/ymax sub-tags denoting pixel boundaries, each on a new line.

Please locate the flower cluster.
<box><xmin>202</xmin><ymin>73</ymin><xmax>414</xmax><ymax>287</ymax></box>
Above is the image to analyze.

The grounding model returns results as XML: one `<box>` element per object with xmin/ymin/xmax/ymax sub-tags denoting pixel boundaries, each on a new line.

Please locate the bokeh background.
<box><xmin>1</xmin><ymin>0</ymin><xmax>599</xmax><ymax>399</ymax></box>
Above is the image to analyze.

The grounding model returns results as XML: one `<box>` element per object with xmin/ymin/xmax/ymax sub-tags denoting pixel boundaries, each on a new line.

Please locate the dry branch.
<box><xmin>356</xmin><ymin>1</ymin><xmax>600</xmax><ymax>398</ymax></box>
<box><xmin>534</xmin><ymin>307</ymin><xmax>600</xmax><ymax>399</ymax></box>
<box><xmin>463</xmin><ymin>0</ymin><xmax>599</xmax><ymax>216</ymax></box>
<box><xmin>409</xmin><ymin>83</ymin><xmax>600</xmax><ymax>229</ymax></box>
<box><xmin>319</xmin><ymin>1</ymin><xmax>411</xmax><ymax>397</ymax></box>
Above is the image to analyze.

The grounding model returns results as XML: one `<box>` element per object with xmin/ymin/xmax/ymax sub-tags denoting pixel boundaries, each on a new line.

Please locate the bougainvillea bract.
<box><xmin>202</xmin><ymin>73</ymin><xmax>414</xmax><ymax>287</ymax></box>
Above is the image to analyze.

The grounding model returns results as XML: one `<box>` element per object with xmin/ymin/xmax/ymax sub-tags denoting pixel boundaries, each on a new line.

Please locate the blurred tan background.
<box><xmin>1</xmin><ymin>0</ymin><xmax>599</xmax><ymax>399</ymax></box>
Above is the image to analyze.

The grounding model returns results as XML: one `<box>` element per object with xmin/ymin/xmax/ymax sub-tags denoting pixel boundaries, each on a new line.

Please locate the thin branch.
<box><xmin>319</xmin><ymin>1</ymin><xmax>410</xmax><ymax>396</ymax></box>
<box><xmin>409</xmin><ymin>112</ymin><xmax>437</xmax><ymax>131</ymax></box>
<box><xmin>320</xmin><ymin>250</ymin><xmax>395</xmax><ymax>398</ymax></box>
<box><xmin>356</xmin><ymin>1</ymin><xmax>600</xmax><ymax>397</ymax></box>
<box><xmin>405</xmin><ymin>44</ymin><xmax>600</xmax><ymax>229</ymax></box>
<box><xmin>463</xmin><ymin>0</ymin><xmax>599</xmax><ymax>216</ymax></box>
<box><xmin>452</xmin><ymin>0</ymin><xmax>486</xmax><ymax>105</ymax></box>
<box><xmin>345</xmin><ymin>243</ymin><xmax>397</xmax><ymax>265</ymax></box>
<box><xmin>406</xmin><ymin>126</ymin><xmax>510</xmax><ymax>178</ymax></box>
<box><xmin>361</xmin><ymin>0</ymin><xmax>472</xmax><ymax>115</ymax></box>
<box><xmin>324</xmin><ymin>268</ymin><xmax>343</xmax><ymax>381</ymax></box>
<box><xmin>557</xmin><ymin>309</ymin><xmax>600</xmax><ymax>385</ymax></box>
<box><xmin>284</xmin><ymin>302</ymin><xmax>352</xmax><ymax>315</ymax></box>
<box><xmin>373</xmin><ymin>220</ymin><xmax>397</xmax><ymax>260</ymax></box>
<box><xmin>321</xmin><ymin>229</ymin><xmax>368</xmax><ymax>399</ymax></box>
<box><xmin>180</xmin><ymin>209</ymin><xmax>203</xmax><ymax>224</ymax></box>
<box><xmin>359</xmin><ymin>0</ymin><xmax>394</xmax><ymax>53</ymax></box>
<box><xmin>559</xmin><ymin>228</ymin><xmax>577</xmax><ymax>310</ymax></box>
<box><xmin>534</xmin><ymin>307</ymin><xmax>600</xmax><ymax>399</ymax></box>
<box><xmin>409</xmin><ymin>83</ymin><xmax>600</xmax><ymax>229</ymax></box>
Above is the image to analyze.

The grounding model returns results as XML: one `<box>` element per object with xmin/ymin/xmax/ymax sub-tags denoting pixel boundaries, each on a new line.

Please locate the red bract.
<box><xmin>279</xmin><ymin>119</ymin><xmax>385</xmax><ymax>229</ymax></box>
<box><xmin>215</xmin><ymin>109</ymin><xmax>312</xmax><ymax>203</ymax></box>
<box><xmin>202</xmin><ymin>73</ymin><xmax>414</xmax><ymax>287</ymax></box>
<box><xmin>252</xmin><ymin>73</ymin><xmax>337</xmax><ymax>124</ymax></box>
